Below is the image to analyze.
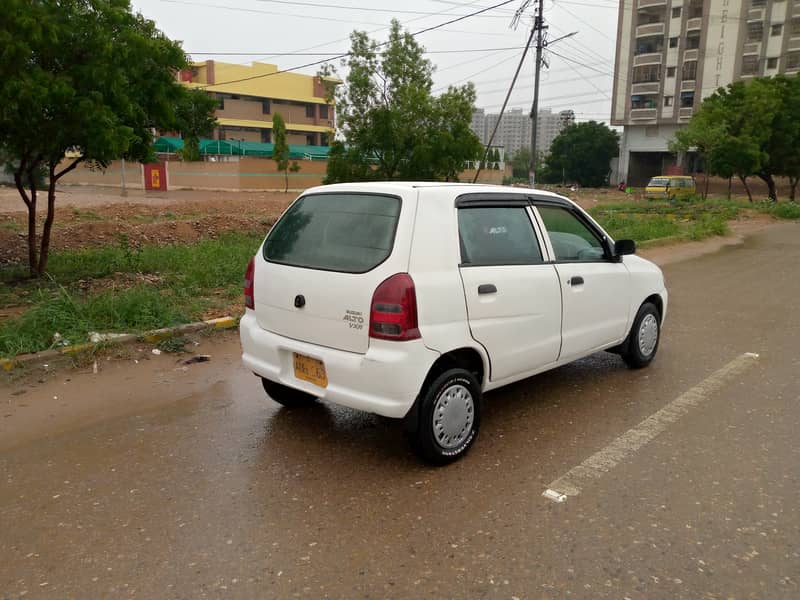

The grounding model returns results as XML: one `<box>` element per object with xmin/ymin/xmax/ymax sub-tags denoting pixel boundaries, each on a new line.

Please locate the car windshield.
<box><xmin>648</xmin><ymin>178</ymin><xmax>670</xmax><ymax>187</ymax></box>
<box><xmin>263</xmin><ymin>193</ymin><xmax>401</xmax><ymax>273</ymax></box>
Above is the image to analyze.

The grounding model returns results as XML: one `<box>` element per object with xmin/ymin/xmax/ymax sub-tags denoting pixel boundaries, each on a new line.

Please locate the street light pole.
<box><xmin>529</xmin><ymin>0</ymin><xmax>545</xmax><ymax>187</ymax></box>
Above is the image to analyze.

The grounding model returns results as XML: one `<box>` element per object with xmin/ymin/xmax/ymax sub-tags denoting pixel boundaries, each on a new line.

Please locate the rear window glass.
<box><xmin>648</xmin><ymin>178</ymin><xmax>670</xmax><ymax>187</ymax></box>
<box><xmin>263</xmin><ymin>193</ymin><xmax>401</xmax><ymax>273</ymax></box>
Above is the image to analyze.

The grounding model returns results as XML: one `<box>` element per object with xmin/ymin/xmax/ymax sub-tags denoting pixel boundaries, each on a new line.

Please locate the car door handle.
<box><xmin>568</xmin><ymin>276</ymin><xmax>584</xmax><ymax>286</ymax></box>
<box><xmin>478</xmin><ymin>284</ymin><xmax>497</xmax><ymax>295</ymax></box>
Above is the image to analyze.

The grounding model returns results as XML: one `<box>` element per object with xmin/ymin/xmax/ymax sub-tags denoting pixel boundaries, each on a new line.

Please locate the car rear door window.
<box><xmin>458</xmin><ymin>207</ymin><xmax>544</xmax><ymax>266</ymax></box>
<box><xmin>264</xmin><ymin>193</ymin><xmax>401</xmax><ymax>273</ymax></box>
<box><xmin>537</xmin><ymin>205</ymin><xmax>606</xmax><ymax>262</ymax></box>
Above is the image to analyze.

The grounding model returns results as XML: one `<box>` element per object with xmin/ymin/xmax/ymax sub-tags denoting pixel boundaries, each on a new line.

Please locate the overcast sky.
<box><xmin>130</xmin><ymin>0</ymin><xmax>619</xmax><ymax>123</ymax></box>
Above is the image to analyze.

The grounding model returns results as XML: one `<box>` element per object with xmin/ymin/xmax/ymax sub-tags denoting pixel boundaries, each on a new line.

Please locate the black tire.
<box><xmin>261</xmin><ymin>378</ymin><xmax>316</xmax><ymax>408</ymax></box>
<box><xmin>620</xmin><ymin>302</ymin><xmax>661</xmax><ymax>369</ymax></box>
<box><xmin>408</xmin><ymin>368</ymin><xmax>481</xmax><ymax>465</ymax></box>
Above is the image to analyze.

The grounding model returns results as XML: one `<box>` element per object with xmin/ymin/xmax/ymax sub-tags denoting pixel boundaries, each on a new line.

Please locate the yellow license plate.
<box><xmin>293</xmin><ymin>353</ymin><xmax>328</xmax><ymax>388</ymax></box>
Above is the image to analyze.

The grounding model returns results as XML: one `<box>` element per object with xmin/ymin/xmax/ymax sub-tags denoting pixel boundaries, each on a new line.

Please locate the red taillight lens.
<box><xmin>369</xmin><ymin>273</ymin><xmax>420</xmax><ymax>341</ymax></box>
<box><xmin>243</xmin><ymin>257</ymin><xmax>255</xmax><ymax>310</ymax></box>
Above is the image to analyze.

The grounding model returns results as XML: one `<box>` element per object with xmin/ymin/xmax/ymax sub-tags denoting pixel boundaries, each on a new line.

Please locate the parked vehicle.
<box><xmin>240</xmin><ymin>183</ymin><xmax>668</xmax><ymax>464</ymax></box>
<box><xmin>645</xmin><ymin>175</ymin><xmax>695</xmax><ymax>199</ymax></box>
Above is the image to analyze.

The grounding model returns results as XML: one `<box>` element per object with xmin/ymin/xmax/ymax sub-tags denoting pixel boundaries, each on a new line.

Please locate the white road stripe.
<box><xmin>543</xmin><ymin>352</ymin><xmax>760</xmax><ymax>502</ymax></box>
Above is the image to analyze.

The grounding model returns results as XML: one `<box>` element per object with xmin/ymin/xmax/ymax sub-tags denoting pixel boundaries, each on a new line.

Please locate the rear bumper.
<box><xmin>239</xmin><ymin>311</ymin><xmax>439</xmax><ymax>418</ymax></box>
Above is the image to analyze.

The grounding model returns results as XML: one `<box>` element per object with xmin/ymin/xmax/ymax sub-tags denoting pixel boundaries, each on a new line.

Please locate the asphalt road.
<box><xmin>2</xmin><ymin>223</ymin><xmax>799</xmax><ymax>599</ymax></box>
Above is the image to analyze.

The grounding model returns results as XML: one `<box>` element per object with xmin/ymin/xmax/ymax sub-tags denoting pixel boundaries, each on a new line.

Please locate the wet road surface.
<box><xmin>2</xmin><ymin>223</ymin><xmax>799</xmax><ymax>598</ymax></box>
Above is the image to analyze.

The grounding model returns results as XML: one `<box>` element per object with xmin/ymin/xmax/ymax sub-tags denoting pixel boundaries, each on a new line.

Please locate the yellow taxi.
<box><xmin>645</xmin><ymin>175</ymin><xmax>695</xmax><ymax>199</ymax></box>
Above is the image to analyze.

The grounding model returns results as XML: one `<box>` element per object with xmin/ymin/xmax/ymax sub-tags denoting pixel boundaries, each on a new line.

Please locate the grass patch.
<box><xmin>0</xmin><ymin>232</ymin><xmax>262</xmax><ymax>357</ymax></box>
<box><xmin>756</xmin><ymin>201</ymin><xmax>800</xmax><ymax>220</ymax></box>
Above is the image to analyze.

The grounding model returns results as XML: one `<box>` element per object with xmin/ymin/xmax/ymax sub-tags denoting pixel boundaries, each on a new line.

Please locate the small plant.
<box><xmin>156</xmin><ymin>336</ymin><xmax>188</xmax><ymax>353</ymax></box>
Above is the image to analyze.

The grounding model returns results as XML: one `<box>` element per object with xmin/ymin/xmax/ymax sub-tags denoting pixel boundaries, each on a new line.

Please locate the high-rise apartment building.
<box><xmin>612</xmin><ymin>0</ymin><xmax>800</xmax><ymax>185</ymax></box>
<box><xmin>471</xmin><ymin>107</ymin><xmax>575</xmax><ymax>157</ymax></box>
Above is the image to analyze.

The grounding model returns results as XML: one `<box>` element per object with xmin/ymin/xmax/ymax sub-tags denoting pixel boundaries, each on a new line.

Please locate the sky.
<box><xmin>130</xmin><ymin>0</ymin><xmax>620</xmax><ymax>124</ymax></box>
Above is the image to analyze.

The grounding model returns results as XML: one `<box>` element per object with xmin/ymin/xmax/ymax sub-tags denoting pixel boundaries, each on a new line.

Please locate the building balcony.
<box><xmin>630</xmin><ymin>108</ymin><xmax>658</xmax><ymax>120</ymax></box>
<box><xmin>683</xmin><ymin>49</ymin><xmax>699</xmax><ymax>61</ymax></box>
<box><xmin>634</xmin><ymin>53</ymin><xmax>663</xmax><ymax>67</ymax></box>
<box><xmin>681</xmin><ymin>79</ymin><xmax>696</xmax><ymax>92</ymax></box>
<box><xmin>632</xmin><ymin>82</ymin><xmax>661</xmax><ymax>95</ymax></box>
<box><xmin>638</xmin><ymin>0</ymin><xmax>667</xmax><ymax>8</ymax></box>
<box><xmin>679</xmin><ymin>107</ymin><xmax>694</xmax><ymax>120</ymax></box>
<box><xmin>743</xmin><ymin>42</ymin><xmax>760</xmax><ymax>54</ymax></box>
<box><xmin>636</xmin><ymin>22</ymin><xmax>666</xmax><ymax>37</ymax></box>
<box><xmin>686</xmin><ymin>17</ymin><xmax>702</xmax><ymax>31</ymax></box>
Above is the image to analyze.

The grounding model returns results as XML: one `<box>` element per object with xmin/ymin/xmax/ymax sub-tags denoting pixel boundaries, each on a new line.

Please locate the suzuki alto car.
<box><xmin>240</xmin><ymin>183</ymin><xmax>668</xmax><ymax>464</ymax></box>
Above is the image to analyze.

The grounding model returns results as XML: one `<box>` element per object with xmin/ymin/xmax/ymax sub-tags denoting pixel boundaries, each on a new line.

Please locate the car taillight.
<box><xmin>369</xmin><ymin>273</ymin><xmax>420</xmax><ymax>341</ymax></box>
<box><xmin>244</xmin><ymin>256</ymin><xmax>255</xmax><ymax>309</ymax></box>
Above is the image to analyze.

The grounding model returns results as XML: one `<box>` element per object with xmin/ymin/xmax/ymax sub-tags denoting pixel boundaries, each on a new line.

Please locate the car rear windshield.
<box><xmin>263</xmin><ymin>193</ymin><xmax>401</xmax><ymax>273</ymax></box>
<box><xmin>648</xmin><ymin>178</ymin><xmax>670</xmax><ymax>187</ymax></box>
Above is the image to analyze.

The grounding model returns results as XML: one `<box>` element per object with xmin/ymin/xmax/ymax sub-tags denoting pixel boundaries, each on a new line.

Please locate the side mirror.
<box><xmin>614</xmin><ymin>239</ymin><xmax>636</xmax><ymax>256</ymax></box>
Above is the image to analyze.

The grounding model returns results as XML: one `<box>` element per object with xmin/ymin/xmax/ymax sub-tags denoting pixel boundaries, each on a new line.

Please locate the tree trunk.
<box><xmin>790</xmin><ymin>176</ymin><xmax>798</xmax><ymax>202</ymax></box>
<box><xmin>703</xmin><ymin>171</ymin><xmax>710</xmax><ymax>200</ymax></box>
<box><xmin>13</xmin><ymin>163</ymin><xmax>39</xmax><ymax>278</ymax></box>
<box><xmin>727</xmin><ymin>176</ymin><xmax>732</xmax><ymax>200</ymax></box>
<box><xmin>37</xmin><ymin>158</ymin><xmax>82</xmax><ymax>276</ymax></box>
<box><xmin>284</xmin><ymin>169</ymin><xmax>288</xmax><ymax>193</ymax></box>
<box><xmin>757</xmin><ymin>173</ymin><xmax>778</xmax><ymax>202</ymax></box>
<box><xmin>738</xmin><ymin>175</ymin><xmax>753</xmax><ymax>202</ymax></box>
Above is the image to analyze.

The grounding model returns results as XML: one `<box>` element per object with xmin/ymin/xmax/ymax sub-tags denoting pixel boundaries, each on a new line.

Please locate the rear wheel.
<box><xmin>261</xmin><ymin>378</ymin><xmax>316</xmax><ymax>408</ymax></box>
<box><xmin>621</xmin><ymin>302</ymin><xmax>661</xmax><ymax>369</ymax></box>
<box><xmin>409</xmin><ymin>368</ymin><xmax>481</xmax><ymax>465</ymax></box>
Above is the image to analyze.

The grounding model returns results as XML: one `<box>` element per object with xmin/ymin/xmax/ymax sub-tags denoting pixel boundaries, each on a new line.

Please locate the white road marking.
<box><xmin>542</xmin><ymin>352</ymin><xmax>760</xmax><ymax>502</ymax></box>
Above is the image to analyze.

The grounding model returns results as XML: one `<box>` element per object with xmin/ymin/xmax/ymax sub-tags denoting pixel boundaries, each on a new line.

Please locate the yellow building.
<box><xmin>180</xmin><ymin>60</ymin><xmax>337</xmax><ymax>146</ymax></box>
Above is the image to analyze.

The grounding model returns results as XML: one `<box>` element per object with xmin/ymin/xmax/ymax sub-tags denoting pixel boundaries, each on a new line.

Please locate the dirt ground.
<box><xmin>0</xmin><ymin>185</ymin><xmax>298</xmax><ymax>265</ymax></box>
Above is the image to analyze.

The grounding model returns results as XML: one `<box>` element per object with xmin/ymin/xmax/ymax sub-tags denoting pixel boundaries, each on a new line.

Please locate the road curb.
<box><xmin>0</xmin><ymin>316</ymin><xmax>238</xmax><ymax>372</ymax></box>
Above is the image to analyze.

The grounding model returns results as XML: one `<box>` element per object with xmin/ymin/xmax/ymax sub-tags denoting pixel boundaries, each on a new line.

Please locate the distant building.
<box><xmin>471</xmin><ymin>107</ymin><xmax>575</xmax><ymax>157</ymax></box>
<box><xmin>179</xmin><ymin>61</ymin><xmax>338</xmax><ymax>146</ymax></box>
<box><xmin>612</xmin><ymin>0</ymin><xmax>800</xmax><ymax>185</ymax></box>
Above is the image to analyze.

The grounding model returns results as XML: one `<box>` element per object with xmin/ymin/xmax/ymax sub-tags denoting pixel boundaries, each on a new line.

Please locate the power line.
<box><xmin>197</xmin><ymin>0</ymin><xmax>521</xmax><ymax>89</ymax></box>
<box><xmin>188</xmin><ymin>46</ymin><xmax>527</xmax><ymax>57</ymax></box>
<box><xmin>251</xmin><ymin>0</ymin><xmax>509</xmax><ymax>18</ymax></box>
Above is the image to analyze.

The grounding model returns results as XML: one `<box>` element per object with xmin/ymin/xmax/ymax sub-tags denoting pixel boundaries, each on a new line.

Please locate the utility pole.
<box><xmin>529</xmin><ymin>0</ymin><xmax>546</xmax><ymax>187</ymax></box>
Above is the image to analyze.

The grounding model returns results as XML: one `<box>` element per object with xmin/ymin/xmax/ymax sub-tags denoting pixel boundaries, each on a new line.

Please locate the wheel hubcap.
<box><xmin>638</xmin><ymin>314</ymin><xmax>659</xmax><ymax>356</ymax></box>
<box><xmin>433</xmin><ymin>384</ymin><xmax>474</xmax><ymax>449</ymax></box>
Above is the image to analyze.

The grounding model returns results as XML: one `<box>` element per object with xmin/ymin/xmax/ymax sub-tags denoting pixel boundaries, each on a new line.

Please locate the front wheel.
<box><xmin>621</xmin><ymin>302</ymin><xmax>661</xmax><ymax>369</ymax></box>
<box><xmin>261</xmin><ymin>378</ymin><xmax>317</xmax><ymax>408</ymax></box>
<box><xmin>409</xmin><ymin>368</ymin><xmax>481</xmax><ymax>465</ymax></box>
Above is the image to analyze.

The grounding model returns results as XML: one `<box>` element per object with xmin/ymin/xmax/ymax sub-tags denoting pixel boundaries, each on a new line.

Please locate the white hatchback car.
<box><xmin>240</xmin><ymin>182</ymin><xmax>667</xmax><ymax>463</ymax></box>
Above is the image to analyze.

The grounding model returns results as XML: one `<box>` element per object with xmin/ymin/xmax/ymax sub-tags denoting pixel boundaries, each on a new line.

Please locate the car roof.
<box><xmin>302</xmin><ymin>181</ymin><xmax>574</xmax><ymax>206</ymax></box>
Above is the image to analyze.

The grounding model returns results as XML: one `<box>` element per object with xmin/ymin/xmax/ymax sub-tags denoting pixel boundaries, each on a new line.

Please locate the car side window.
<box><xmin>537</xmin><ymin>205</ymin><xmax>606</xmax><ymax>262</ymax></box>
<box><xmin>458</xmin><ymin>207</ymin><xmax>543</xmax><ymax>266</ymax></box>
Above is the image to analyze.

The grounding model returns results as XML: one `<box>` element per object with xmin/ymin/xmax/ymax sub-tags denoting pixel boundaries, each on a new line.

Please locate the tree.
<box><xmin>0</xmin><ymin>0</ymin><xmax>190</xmax><ymax>277</ymax></box>
<box><xmin>491</xmin><ymin>148</ymin><xmax>500</xmax><ymax>170</ymax></box>
<box><xmin>542</xmin><ymin>122</ymin><xmax>619</xmax><ymax>187</ymax></box>
<box><xmin>320</xmin><ymin>20</ymin><xmax>482</xmax><ymax>182</ymax></box>
<box><xmin>272</xmin><ymin>112</ymin><xmax>291</xmax><ymax>192</ymax></box>
<box><xmin>175</xmin><ymin>89</ymin><xmax>219</xmax><ymax>162</ymax></box>
<box><xmin>510</xmin><ymin>147</ymin><xmax>531</xmax><ymax>179</ymax></box>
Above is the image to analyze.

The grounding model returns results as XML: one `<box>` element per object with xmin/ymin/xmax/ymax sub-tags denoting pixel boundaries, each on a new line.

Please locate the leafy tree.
<box><xmin>491</xmin><ymin>148</ymin><xmax>500</xmax><ymax>170</ymax></box>
<box><xmin>272</xmin><ymin>112</ymin><xmax>291</xmax><ymax>192</ymax></box>
<box><xmin>320</xmin><ymin>20</ymin><xmax>482</xmax><ymax>182</ymax></box>
<box><xmin>176</xmin><ymin>89</ymin><xmax>219</xmax><ymax>162</ymax></box>
<box><xmin>0</xmin><ymin>0</ymin><xmax>190</xmax><ymax>277</ymax></box>
<box><xmin>511</xmin><ymin>147</ymin><xmax>531</xmax><ymax>179</ymax></box>
<box><xmin>542</xmin><ymin>122</ymin><xmax>619</xmax><ymax>187</ymax></box>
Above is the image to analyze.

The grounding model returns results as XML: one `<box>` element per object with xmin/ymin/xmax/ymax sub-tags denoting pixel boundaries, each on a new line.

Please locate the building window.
<box><xmin>742</xmin><ymin>55</ymin><xmax>759</xmax><ymax>75</ymax></box>
<box><xmin>632</xmin><ymin>64</ymin><xmax>661</xmax><ymax>83</ymax></box>
<box><xmin>751</xmin><ymin>0</ymin><xmax>766</xmax><ymax>6</ymax></box>
<box><xmin>787</xmin><ymin>52</ymin><xmax>800</xmax><ymax>71</ymax></box>
<box><xmin>261</xmin><ymin>129</ymin><xmax>272</xmax><ymax>143</ymax></box>
<box><xmin>682</xmin><ymin>60</ymin><xmax>697</xmax><ymax>80</ymax></box>
<box><xmin>664</xmin><ymin>96</ymin><xmax>674</xmax><ymax>107</ymax></box>
<box><xmin>767</xmin><ymin>57</ymin><xmax>779</xmax><ymax>69</ymax></box>
<box><xmin>771</xmin><ymin>24</ymin><xmax>783</xmax><ymax>36</ymax></box>
<box><xmin>306</xmin><ymin>134</ymin><xmax>316</xmax><ymax>145</ymax></box>
<box><xmin>672</xmin><ymin>7</ymin><xmax>681</xmax><ymax>18</ymax></box>
<box><xmin>685</xmin><ymin>35</ymin><xmax>701</xmax><ymax>49</ymax></box>
<box><xmin>669</xmin><ymin>36</ymin><xmax>679</xmax><ymax>48</ymax></box>
<box><xmin>747</xmin><ymin>21</ymin><xmax>764</xmax><ymax>42</ymax></box>
<box><xmin>667</xmin><ymin>66</ymin><xmax>676</xmax><ymax>77</ymax></box>
<box><xmin>636</xmin><ymin>37</ymin><xmax>664</xmax><ymax>55</ymax></box>
<box><xmin>319</xmin><ymin>104</ymin><xmax>329</xmax><ymax>119</ymax></box>
<box><xmin>305</xmin><ymin>104</ymin><xmax>316</xmax><ymax>118</ymax></box>
<box><xmin>631</xmin><ymin>95</ymin><xmax>658</xmax><ymax>109</ymax></box>
<box><xmin>688</xmin><ymin>1</ymin><xmax>702</xmax><ymax>18</ymax></box>
<box><xmin>793</xmin><ymin>18</ymin><xmax>800</xmax><ymax>36</ymax></box>
<box><xmin>262</xmin><ymin>99</ymin><xmax>271</xmax><ymax>114</ymax></box>
<box><xmin>680</xmin><ymin>91</ymin><xmax>695</xmax><ymax>108</ymax></box>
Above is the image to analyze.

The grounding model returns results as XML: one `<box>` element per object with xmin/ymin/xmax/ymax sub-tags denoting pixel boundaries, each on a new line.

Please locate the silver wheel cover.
<box><xmin>638</xmin><ymin>313</ymin><xmax>659</xmax><ymax>357</ymax></box>
<box><xmin>433</xmin><ymin>384</ymin><xmax>474</xmax><ymax>449</ymax></box>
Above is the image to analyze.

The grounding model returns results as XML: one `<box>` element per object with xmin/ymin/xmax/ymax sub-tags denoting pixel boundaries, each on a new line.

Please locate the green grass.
<box><xmin>757</xmin><ymin>201</ymin><xmax>800</xmax><ymax>220</ymax></box>
<box><xmin>0</xmin><ymin>232</ymin><xmax>262</xmax><ymax>357</ymax></box>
